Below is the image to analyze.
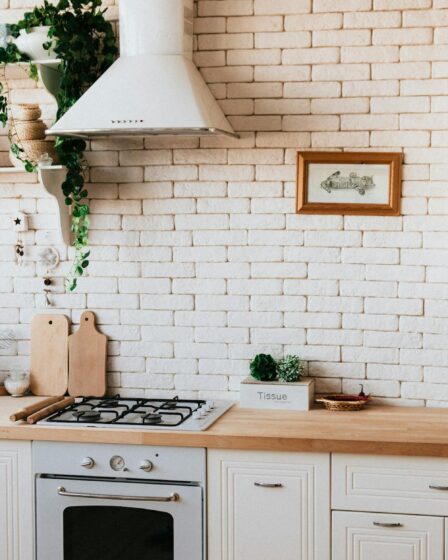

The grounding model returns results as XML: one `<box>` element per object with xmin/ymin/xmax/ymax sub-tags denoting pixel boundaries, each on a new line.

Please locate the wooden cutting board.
<box><xmin>30</xmin><ymin>314</ymin><xmax>69</xmax><ymax>396</ymax></box>
<box><xmin>68</xmin><ymin>311</ymin><xmax>107</xmax><ymax>397</ymax></box>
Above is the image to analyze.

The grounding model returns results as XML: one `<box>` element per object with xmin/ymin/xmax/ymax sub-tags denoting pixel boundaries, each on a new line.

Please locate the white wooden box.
<box><xmin>239</xmin><ymin>377</ymin><xmax>314</xmax><ymax>411</ymax></box>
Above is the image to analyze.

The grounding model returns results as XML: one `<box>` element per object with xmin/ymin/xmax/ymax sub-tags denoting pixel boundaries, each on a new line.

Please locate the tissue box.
<box><xmin>240</xmin><ymin>377</ymin><xmax>314</xmax><ymax>411</ymax></box>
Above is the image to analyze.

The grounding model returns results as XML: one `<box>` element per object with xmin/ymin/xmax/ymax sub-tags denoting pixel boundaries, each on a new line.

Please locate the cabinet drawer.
<box><xmin>333</xmin><ymin>511</ymin><xmax>443</xmax><ymax>560</ymax></box>
<box><xmin>333</xmin><ymin>454</ymin><xmax>448</xmax><ymax>515</ymax></box>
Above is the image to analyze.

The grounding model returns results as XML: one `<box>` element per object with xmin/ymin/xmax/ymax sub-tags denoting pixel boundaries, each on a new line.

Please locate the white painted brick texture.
<box><xmin>0</xmin><ymin>0</ymin><xmax>446</xmax><ymax>404</ymax></box>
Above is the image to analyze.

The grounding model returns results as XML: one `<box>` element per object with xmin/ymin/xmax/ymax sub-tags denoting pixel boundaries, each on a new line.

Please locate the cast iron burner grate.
<box><xmin>46</xmin><ymin>395</ymin><xmax>208</xmax><ymax>427</ymax></box>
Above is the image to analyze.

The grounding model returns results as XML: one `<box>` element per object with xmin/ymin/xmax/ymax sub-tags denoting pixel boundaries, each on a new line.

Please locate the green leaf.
<box><xmin>24</xmin><ymin>161</ymin><xmax>36</xmax><ymax>173</ymax></box>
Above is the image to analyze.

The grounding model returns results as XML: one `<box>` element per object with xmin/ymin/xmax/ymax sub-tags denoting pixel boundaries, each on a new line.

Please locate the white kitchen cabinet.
<box><xmin>207</xmin><ymin>449</ymin><xmax>330</xmax><ymax>560</ymax></box>
<box><xmin>0</xmin><ymin>441</ymin><xmax>33</xmax><ymax>560</ymax></box>
<box><xmin>332</xmin><ymin>511</ymin><xmax>443</xmax><ymax>560</ymax></box>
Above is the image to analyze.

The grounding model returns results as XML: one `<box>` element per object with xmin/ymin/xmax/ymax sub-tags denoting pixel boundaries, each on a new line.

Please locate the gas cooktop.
<box><xmin>37</xmin><ymin>396</ymin><xmax>233</xmax><ymax>431</ymax></box>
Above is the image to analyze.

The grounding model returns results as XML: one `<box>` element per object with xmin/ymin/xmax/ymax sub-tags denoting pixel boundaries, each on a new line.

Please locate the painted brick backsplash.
<box><xmin>0</xmin><ymin>0</ymin><xmax>447</xmax><ymax>406</ymax></box>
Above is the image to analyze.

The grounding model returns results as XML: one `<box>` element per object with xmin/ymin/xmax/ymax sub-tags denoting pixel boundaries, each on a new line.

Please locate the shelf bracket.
<box><xmin>38</xmin><ymin>166</ymin><xmax>71</xmax><ymax>246</ymax></box>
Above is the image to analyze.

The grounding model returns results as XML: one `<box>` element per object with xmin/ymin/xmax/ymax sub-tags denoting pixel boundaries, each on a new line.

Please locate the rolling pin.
<box><xmin>10</xmin><ymin>396</ymin><xmax>64</xmax><ymax>422</ymax></box>
<box><xmin>27</xmin><ymin>397</ymin><xmax>75</xmax><ymax>425</ymax></box>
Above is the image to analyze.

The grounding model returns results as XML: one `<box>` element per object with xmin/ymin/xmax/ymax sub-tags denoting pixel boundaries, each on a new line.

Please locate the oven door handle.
<box><xmin>57</xmin><ymin>486</ymin><xmax>180</xmax><ymax>502</ymax></box>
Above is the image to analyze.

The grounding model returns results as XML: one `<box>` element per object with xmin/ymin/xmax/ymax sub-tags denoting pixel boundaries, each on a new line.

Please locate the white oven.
<box><xmin>33</xmin><ymin>442</ymin><xmax>205</xmax><ymax>560</ymax></box>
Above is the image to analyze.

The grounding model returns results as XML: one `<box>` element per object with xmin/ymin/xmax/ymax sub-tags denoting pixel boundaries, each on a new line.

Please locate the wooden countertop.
<box><xmin>2</xmin><ymin>396</ymin><xmax>448</xmax><ymax>457</ymax></box>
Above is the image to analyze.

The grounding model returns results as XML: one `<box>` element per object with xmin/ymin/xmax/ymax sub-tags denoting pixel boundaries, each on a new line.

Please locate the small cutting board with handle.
<box><xmin>30</xmin><ymin>314</ymin><xmax>69</xmax><ymax>396</ymax></box>
<box><xmin>68</xmin><ymin>311</ymin><xmax>107</xmax><ymax>397</ymax></box>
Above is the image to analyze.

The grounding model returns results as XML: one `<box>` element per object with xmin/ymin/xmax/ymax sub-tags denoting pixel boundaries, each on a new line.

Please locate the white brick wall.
<box><xmin>0</xmin><ymin>0</ymin><xmax>447</xmax><ymax>404</ymax></box>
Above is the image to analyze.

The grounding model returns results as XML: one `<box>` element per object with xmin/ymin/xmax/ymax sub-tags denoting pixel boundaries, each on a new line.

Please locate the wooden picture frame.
<box><xmin>296</xmin><ymin>151</ymin><xmax>403</xmax><ymax>216</ymax></box>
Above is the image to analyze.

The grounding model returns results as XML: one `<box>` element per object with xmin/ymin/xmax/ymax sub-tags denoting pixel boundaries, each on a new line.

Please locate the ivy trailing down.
<box><xmin>0</xmin><ymin>0</ymin><xmax>117</xmax><ymax>291</ymax></box>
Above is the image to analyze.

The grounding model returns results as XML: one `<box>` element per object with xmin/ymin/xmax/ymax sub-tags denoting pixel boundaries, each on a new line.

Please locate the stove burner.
<box><xmin>162</xmin><ymin>397</ymin><xmax>179</xmax><ymax>410</ymax></box>
<box><xmin>142</xmin><ymin>413</ymin><xmax>163</xmax><ymax>425</ymax></box>
<box><xmin>97</xmin><ymin>401</ymin><xmax>121</xmax><ymax>409</ymax></box>
<box><xmin>72</xmin><ymin>410</ymin><xmax>102</xmax><ymax>422</ymax></box>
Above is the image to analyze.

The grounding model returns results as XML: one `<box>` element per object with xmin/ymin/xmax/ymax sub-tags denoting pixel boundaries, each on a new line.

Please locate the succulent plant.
<box><xmin>276</xmin><ymin>355</ymin><xmax>304</xmax><ymax>383</ymax></box>
<box><xmin>250</xmin><ymin>354</ymin><xmax>278</xmax><ymax>381</ymax></box>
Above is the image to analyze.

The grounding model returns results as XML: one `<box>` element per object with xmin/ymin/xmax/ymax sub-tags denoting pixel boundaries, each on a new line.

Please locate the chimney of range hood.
<box><xmin>46</xmin><ymin>0</ymin><xmax>238</xmax><ymax>139</ymax></box>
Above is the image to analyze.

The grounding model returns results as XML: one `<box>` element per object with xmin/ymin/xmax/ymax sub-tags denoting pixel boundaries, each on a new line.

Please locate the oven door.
<box><xmin>36</xmin><ymin>476</ymin><xmax>203</xmax><ymax>560</ymax></box>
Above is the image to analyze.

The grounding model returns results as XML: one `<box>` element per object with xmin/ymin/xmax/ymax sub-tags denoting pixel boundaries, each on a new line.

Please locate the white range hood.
<box><xmin>46</xmin><ymin>0</ymin><xmax>237</xmax><ymax>138</ymax></box>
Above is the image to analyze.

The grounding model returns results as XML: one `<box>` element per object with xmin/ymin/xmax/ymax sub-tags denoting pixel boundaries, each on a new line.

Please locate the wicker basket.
<box><xmin>316</xmin><ymin>394</ymin><xmax>371</xmax><ymax>412</ymax></box>
<box><xmin>12</xmin><ymin>120</ymin><xmax>46</xmax><ymax>141</ymax></box>
<box><xmin>10</xmin><ymin>103</ymin><xmax>42</xmax><ymax>121</ymax></box>
<box><xmin>9</xmin><ymin>140</ymin><xmax>58</xmax><ymax>169</ymax></box>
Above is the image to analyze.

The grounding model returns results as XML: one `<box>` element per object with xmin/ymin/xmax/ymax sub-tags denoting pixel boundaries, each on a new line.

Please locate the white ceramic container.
<box><xmin>14</xmin><ymin>26</ymin><xmax>55</xmax><ymax>60</ymax></box>
<box><xmin>240</xmin><ymin>377</ymin><xmax>315</xmax><ymax>411</ymax></box>
<box><xmin>4</xmin><ymin>371</ymin><xmax>30</xmax><ymax>397</ymax></box>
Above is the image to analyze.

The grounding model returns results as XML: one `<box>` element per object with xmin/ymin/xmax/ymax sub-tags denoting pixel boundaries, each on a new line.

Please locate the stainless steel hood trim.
<box><xmin>46</xmin><ymin>127</ymin><xmax>239</xmax><ymax>139</ymax></box>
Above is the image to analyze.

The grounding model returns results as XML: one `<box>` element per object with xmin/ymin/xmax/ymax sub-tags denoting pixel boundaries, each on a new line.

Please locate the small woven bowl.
<box><xmin>9</xmin><ymin>141</ymin><xmax>58</xmax><ymax>169</ymax></box>
<box><xmin>21</xmin><ymin>140</ymin><xmax>58</xmax><ymax>163</ymax></box>
<box><xmin>10</xmin><ymin>104</ymin><xmax>42</xmax><ymax>121</ymax></box>
<box><xmin>12</xmin><ymin>120</ymin><xmax>46</xmax><ymax>141</ymax></box>
<box><xmin>316</xmin><ymin>394</ymin><xmax>371</xmax><ymax>412</ymax></box>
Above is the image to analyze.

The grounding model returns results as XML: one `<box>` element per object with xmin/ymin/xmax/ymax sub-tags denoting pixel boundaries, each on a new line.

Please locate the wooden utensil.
<box><xmin>68</xmin><ymin>311</ymin><xmax>107</xmax><ymax>397</ymax></box>
<box><xmin>30</xmin><ymin>315</ymin><xmax>69</xmax><ymax>396</ymax></box>
<box><xmin>27</xmin><ymin>396</ymin><xmax>75</xmax><ymax>424</ymax></box>
<box><xmin>10</xmin><ymin>396</ymin><xmax>64</xmax><ymax>422</ymax></box>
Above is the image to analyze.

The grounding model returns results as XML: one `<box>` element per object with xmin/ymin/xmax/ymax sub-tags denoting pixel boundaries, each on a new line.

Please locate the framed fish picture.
<box><xmin>296</xmin><ymin>151</ymin><xmax>402</xmax><ymax>216</ymax></box>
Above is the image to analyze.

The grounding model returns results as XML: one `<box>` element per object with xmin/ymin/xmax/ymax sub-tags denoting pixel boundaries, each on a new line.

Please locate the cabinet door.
<box><xmin>332</xmin><ymin>511</ymin><xmax>443</xmax><ymax>560</ymax></box>
<box><xmin>207</xmin><ymin>449</ymin><xmax>330</xmax><ymax>560</ymax></box>
<box><xmin>0</xmin><ymin>441</ymin><xmax>33</xmax><ymax>560</ymax></box>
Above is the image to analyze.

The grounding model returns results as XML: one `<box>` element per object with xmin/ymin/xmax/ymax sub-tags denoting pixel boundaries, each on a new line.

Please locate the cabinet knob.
<box><xmin>254</xmin><ymin>482</ymin><xmax>283</xmax><ymax>488</ymax></box>
<box><xmin>373</xmin><ymin>522</ymin><xmax>403</xmax><ymax>528</ymax></box>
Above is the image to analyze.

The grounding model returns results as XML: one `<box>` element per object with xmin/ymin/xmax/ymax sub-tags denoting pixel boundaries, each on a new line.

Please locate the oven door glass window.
<box><xmin>64</xmin><ymin>506</ymin><xmax>173</xmax><ymax>560</ymax></box>
<box><xmin>36</xmin><ymin>478</ymin><xmax>203</xmax><ymax>560</ymax></box>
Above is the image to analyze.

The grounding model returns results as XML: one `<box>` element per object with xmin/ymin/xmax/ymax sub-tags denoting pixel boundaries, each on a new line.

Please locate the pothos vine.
<box><xmin>0</xmin><ymin>0</ymin><xmax>117</xmax><ymax>291</ymax></box>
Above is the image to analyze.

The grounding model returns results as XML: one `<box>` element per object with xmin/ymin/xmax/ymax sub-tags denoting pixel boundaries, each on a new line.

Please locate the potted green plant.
<box><xmin>240</xmin><ymin>354</ymin><xmax>314</xmax><ymax>411</ymax></box>
<box><xmin>0</xmin><ymin>0</ymin><xmax>117</xmax><ymax>291</ymax></box>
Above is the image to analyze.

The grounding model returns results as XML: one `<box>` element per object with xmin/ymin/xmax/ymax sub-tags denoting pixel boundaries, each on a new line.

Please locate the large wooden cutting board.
<box><xmin>30</xmin><ymin>314</ymin><xmax>69</xmax><ymax>396</ymax></box>
<box><xmin>68</xmin><ymin>311</ymin><xmax>107</xmax><ymax>397</ymax></box>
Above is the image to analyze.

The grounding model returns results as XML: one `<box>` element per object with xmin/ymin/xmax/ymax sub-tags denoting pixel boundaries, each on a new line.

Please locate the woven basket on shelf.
<box><xmin>10</xmin><ymin>103</ymin><xmax>42</xmax><ymax>121</ymax></box>
<box><xmin>13</xmin><ymin>120</ymin><xmax>47</xmax><ymax>141</ymax></box>
<box><xmin>316</xmin><ymin>395</ymin><xmax>371</xmax><ymax>412</ymax></box>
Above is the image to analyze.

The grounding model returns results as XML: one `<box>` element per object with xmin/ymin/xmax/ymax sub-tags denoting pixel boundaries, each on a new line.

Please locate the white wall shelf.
<box><xmin>0</xmin><ymin>165</ymin><xmax>62</xmax><ymax>173</ymax></box>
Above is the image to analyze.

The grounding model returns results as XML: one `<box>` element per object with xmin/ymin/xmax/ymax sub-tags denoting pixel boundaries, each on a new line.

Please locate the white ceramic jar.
<box><xmin>13</xmin><ymin>26</ymin><xmax>55</xmax><ymax>60</ymax></box>
<box><xmin>4</xmin><ymin>371</ymin><xmax>30</xmax><ymax>397</ymax></box>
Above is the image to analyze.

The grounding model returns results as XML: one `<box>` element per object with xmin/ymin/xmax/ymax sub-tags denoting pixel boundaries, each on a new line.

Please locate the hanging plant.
<box><xmin>0</xmin><ymin>0</ymin><xmax>118</xmax><ymax>291</ymax></box>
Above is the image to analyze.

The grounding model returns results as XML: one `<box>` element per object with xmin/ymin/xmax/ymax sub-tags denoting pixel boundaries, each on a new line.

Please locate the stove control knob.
<box><xmin>139</xmin><ymin>460</ymin><xmax>153</xmax><ymax>473</ymax></box>
<box><xmin>193</xmin><ymin>410</ymin><xmax>202</xmax><ymax>420</ymax></box>
<box><xmin>208</xmin><ymin>400</ymin><xmax>215</xmax><ymax>409</ymax></box>
<box><xmin>204</xmin><ymin>403</ymin><xmax>212</xmax><ymax>412</ymax></box>
<box><xmin>81</xmin><ymin>457</ymin><xmax>95</xmax><ymax>469</ymax></box>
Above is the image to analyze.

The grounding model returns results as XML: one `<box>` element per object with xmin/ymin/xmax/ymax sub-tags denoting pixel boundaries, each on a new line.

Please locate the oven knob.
<box><xmin>139</xmin><ymin>460</ymin><xmax>153</xmax><ymax>473</ymax></box>
<box><xmin>193</xmin><ymin>410</ymin><xmax>203</xmax><ymax>420</ymax></box>
<box><xmin>81</xmin><ymin>457</ymin><xmax>95</xmax><ymax>469</ymax></box>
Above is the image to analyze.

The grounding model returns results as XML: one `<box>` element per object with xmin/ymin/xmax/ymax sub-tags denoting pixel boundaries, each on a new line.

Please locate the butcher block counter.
<box><xmin>1</xmin><ymin>396</ymin><xmax>448</xmax><ymax>457</ymax></box>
